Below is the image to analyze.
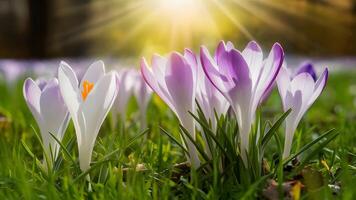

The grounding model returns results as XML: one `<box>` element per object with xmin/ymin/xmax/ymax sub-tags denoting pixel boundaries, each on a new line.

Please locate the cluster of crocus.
<box><xmin>141</xmin><ymin>40</ymin><xmax>328</xmax><ymax>167</ymax></box>
<box><xmin>201</xmin><ymin>41</ymin><xmax>284</xmax><ymax>164</ymax></box>
<box><xmin>22</xmin><ymin>40</ymin><xmax>328</xmax><ymax>173</ymax></box>
<box><xmin>23</xmin><ymin>61</ymin><xmax>153</xmax><ymax>171</ymax></box>
<box><xmin>24</xmin><ymin>61</ymin><xmax>118</xmax><ymax>171</ymax></box>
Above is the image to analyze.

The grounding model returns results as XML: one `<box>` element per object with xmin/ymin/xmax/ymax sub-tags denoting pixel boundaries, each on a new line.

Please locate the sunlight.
<box><xmin>153</xmin><ymin>0</ymin><xmax>203</xmax><ymax>21</ymax></box>
<box><xmin>139</xmin><ymin>0</ymin><xmax>221</xmax><ymax>54</ymax></box>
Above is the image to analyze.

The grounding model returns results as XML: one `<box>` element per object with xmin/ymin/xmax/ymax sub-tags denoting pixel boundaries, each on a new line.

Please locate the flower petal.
<box><xmin>58</xmin><ymin>61</ymin><xmax>81</xmax><ymax>144</ymax></box>
<box><xmin>225</xmin><ymin>49</ymin><xmax>252</xmax><ymax>104</ymax></box>
<box><xmin>79</xmin><ymin>72</ymin><xmax>117</xmax><ymax>146</ymax></box>
<box><xmin>141</xmin><ymin>57</ymin><xmax>177</xmax><ymax>114</ymax></box>
<box><xmin>165</xmin><ymin>52</ymin><xmax>195</xmax><ymax>119</ymax></box>
<box><xmin>79</xmin><ymin>60</ymin><xmax>105</xmax><ymax>87</ymax></box>
<box><xmin>296</xmin><ymin>62</ymin><xmax>317</xmax><ymax>81</ymax></box>
<box><xmin>23</xmin><ymin>78</ymin><xmax>42</xmax><ymax>126</ymax></box>
<box><xmin>308</xmin><ymin>68</ymin><xmax>328</xmax><ymax>107</ymax></box>
<box><xmin>39</xmin><ymin>78</ymin><xmax>69</xmax><ymax>158</ymax></box>
<box><xmin>242</xmin><ymin>41</ymin><xmax>263</xmax><ymax>84</ymax></box>
<box><xmin>283</xmin><ymin>90</ymin><xmax>303</xmax><ymax>158</ymax></box>
<box><xmin>184</xmin><ymin>49</ymin><xmax>197</xmax><ymax>69</ymax></box>
<box><xmin>214</xmin><ymin>40</ymin><xmax>234</xmax><ymax>60</ymax></box>
<box><xmin>184</xmin><ymin>49</ymin><xmax>198</xmax><ymax>83</ymax></box>
<box><xmin>277</xmin><ymin>66</ymin><xmax>292</xmax><ymax>109</ymax></box>
<box><xmin>40</xmin><ymin>79</ymin><xmax>69</xmax><ymax>135</ymax></box>
<box><xmin>291</xmin><ymin>72</ymin><xmax>315</xmax><ymax>103</ymax></box>
<box><xmin>58</xmin><ymin>61</ymin><xmax>80</xmax><ymax>114</ymax></box>
<box><xmin>255</xmin><ymin>43</ymin><xmax>284</xmax><ymax>106</ymax></box>
<box><xmin>35</xmin><ymin>78</ymin><xmax>49</xmax><ymax>91</ymax></box>
<box><xmin>200</xmin><ymin>46</ymin><xmax>230</xmax><ymax>95</ymax></box>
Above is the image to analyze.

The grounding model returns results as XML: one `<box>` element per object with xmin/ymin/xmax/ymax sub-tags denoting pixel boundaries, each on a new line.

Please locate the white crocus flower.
<box><xmin>58</xmin><ymin>61</ymin><xmax>118</xmax><ymax>171</ymax></box>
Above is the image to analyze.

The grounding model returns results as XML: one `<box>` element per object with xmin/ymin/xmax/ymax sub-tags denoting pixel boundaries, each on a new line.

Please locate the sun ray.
<box><xmin>52</xmin><ymin>1</ymin><xmax>143</xmax><ymax>41</ymax></box>
<box><xmin>104</xmin><ymin>11</ymin><xmax>158</xmax><ymax>57</ymax></box>
<box><xmin>49</xmin><ymin>2</ymin><xmax>145</xmax><ymax>52</ymax></box>
<box><xmin>253</xmin><ymin>0</ymin><xmax>351</xmax><ymax>34</ymax></box>
<box><xmin>151</xmin><ymin>0</ymin><xmax>221</xmax><ymax>51</ymax></box>
<box><xmin>231</xmin><ymin>0</ymin><xmax>310</xmax><ymax>48</ymax></box>
<box><xmin>210</xmin><ymin>0</ymin><xmax>254</xmax><ymax>40</ymax></box>
<box><xmin>54</xmin><ymin>0</ymin><xmax>122</xmax><ymax>18</ymax></box>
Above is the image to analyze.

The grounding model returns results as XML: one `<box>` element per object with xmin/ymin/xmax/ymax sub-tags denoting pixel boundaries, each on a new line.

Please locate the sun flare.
<box><xmin>153</xmin><ymin>0</ymin><xmax>202</xmax><ymax>19</ymax></box>
<box><xmin>137</xmin><ymin>0</ymin><xmax>221</xmax><ymax>54</ymax></box>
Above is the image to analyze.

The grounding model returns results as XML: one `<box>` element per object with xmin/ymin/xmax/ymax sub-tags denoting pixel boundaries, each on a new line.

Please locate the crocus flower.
<box><xmin>23</xmin><ymin>77</ymin><xmax>70</xmax><ymax>166</ymax></box>
<box><xmin>58</xmin><ymin>61</ymin><xmax>118</xmax><ymax>171</ymax></box>
<box><xmin>141</xmin><ymin>50</ymin><xmax>200</xmax><ymax>168</ymax></box>
<box><xmin>196</xmin><ymin>60</ymin><xmax>230</xmax><ymax>159</ymax></box>
<box><xmin>196</xmin><ymin>60</ymin><xmax>229</xmax><ymax>131</ymax></box>
<box><xmin>277</xmin><ymin>62</ymin><xmax>328</xmax><ymax>159</ymax></box>
<box><xmin>0</xmin><ymin>60</ymin><xmax>27</xmax><ymax>84</ymax></box>
<box><xmin>112</xmin><ymin>69</ymin><xmax>136</xmax><ymax>125</ymax></box>
<box><xmin>132</xmin><ymin>71</ymin><xmax>152</xmax><ymax>129</ymax></box>
<box><xmin>201</xmin><ymin>41</ymin><xmax>284</xmax><ymax>164</ymax></box>
<box><xmin>260</xmin><ymin>61</ymin><xmax>317</xmax><ymax>103</ymax></box>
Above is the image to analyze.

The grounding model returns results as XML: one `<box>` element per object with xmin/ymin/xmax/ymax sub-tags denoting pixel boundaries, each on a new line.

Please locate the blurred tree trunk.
<box><xmin>28</xmin><ymin>0</ymin><xmax>50</xmax><ymax>57</ymax></box>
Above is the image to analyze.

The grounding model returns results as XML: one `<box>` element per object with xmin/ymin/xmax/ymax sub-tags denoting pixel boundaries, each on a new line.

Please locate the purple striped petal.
<box><xmin>201</xmin><ymin>46</ymin><xmax>228</xmax><ymax>94</ymax></box>
<box><xmin>165</xmin><ymin>52</ymin><xmax>195</xmax><ymax>117</ymax></box>
<box><xmin>260</xmin><ymin>43</ymin><xmax>284</xmax><ymax>101</ymax></box>
<box><xmin>140</xmin><ymin>57</ymin><xmax>177</xmax><ymax>114</ymax></box>
<box><xmin>308</xmin><ymin>68</ymin><xmax>328</xmax><ymax>106</ymax></box>
<box><xmin>296</xmin><ymin>62</ymin><xmax>317</xmax><ymax>81</ymax></box>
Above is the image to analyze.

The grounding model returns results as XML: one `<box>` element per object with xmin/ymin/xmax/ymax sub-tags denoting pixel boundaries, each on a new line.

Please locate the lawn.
<box><xmin>0</xmin><ymin>68</ymin><xmax>355</xmax><ymax>199</ymax></box>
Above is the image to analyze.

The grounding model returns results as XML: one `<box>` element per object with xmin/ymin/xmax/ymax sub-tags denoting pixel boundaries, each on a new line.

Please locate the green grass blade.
<box><xmin>179</xmin><ymin>124</ymin><xmax>210</xmax><ymax>162</ymax></box>
<box><xmin>283</xmin><ymin>128</ymin><xmax>337</xmax><ymax>165</ymax></box>
<box><xmin>49</xmin><ymin>132</ymin><xmax>79</xmax><ymax>171</ymax></box>
<box><xmin>261</xmin><ymin>109</ymin><xmax>291</xmax><ymax>150</ymax></box>
<box><xmin>160</xmin><ymin>127</ymin><xmax>189</xmax><ymax>155</ymax></box>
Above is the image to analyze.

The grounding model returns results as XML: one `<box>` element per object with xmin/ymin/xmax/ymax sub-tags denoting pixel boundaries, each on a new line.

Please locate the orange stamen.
<box><xmin>81</xmin><ymin>80</ymin><xmax>94</xmax><ymax>101</ymax></box>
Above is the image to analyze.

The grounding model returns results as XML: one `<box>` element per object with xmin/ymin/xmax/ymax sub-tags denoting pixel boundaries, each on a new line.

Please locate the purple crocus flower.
<box><xmin>112</xmin><ymin>68</ymin><xmax>136</xmax><ymax>125</ymax></box>
<box><xmin>196</xmin><ymin>58</ymin><xmax>229</xmax><ymax>131</ymax></box>
<box><xmin>196</xmin><ymin>59</ymin><xmax>230</xmax><ymax>159</ymax></box>
<box><xmin>23</xmin><ymin>77</ymin><xmax>70</xmax><ymax>166</ymax></box>
<box><xmin>260</xmin><ymin>61</ymin><xmax>318</xmax><ymax>103</ymax></box>
<box><xmin>132</xmin><ymin>70</ymin><xmax>152</xmax><ymax>129</ymax></box>
<box><xmin>141</xmin><ymin>50</ymin><xmax>200</xmax><ymax>168</ymax></box>
<box><xmin>201</xmin><ymin>41</ymin><xmax>284</xmax><ymax>164</ymax></box>
<box><xmin>277</xmin><ymin>63</ymin><xmax>328</xmax><ymax>159</ymax></box>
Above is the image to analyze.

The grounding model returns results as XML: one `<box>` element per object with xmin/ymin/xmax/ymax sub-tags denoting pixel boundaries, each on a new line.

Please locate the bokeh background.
<box><xmin>0</xmin><ymin>0</ymin><xmax>355</xmax><ymax>66</ymax></box>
